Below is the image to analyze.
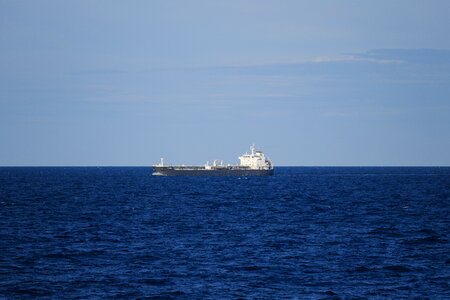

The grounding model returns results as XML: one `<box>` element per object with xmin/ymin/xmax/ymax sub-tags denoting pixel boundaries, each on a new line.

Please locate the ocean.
<box><xmin>0</xmin><ymin>167</ymin><xmax>449</xmax><ymax>299</ymax></box>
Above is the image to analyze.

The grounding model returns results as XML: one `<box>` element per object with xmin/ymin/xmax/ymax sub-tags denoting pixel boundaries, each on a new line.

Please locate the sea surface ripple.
<box><xmin>0</xmin><ymin>167</ymin><xmax>449</xmax><ymax>299</ymax></box>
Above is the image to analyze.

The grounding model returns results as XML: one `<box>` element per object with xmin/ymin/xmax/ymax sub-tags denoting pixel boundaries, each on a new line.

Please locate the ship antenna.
<box><xmin>251</xmin><ymin>143</ymin><xmax>255</xmax><ymax>156</ymax></box>
<box><xmin>160</xmin><ymin>157</ymin><xmax>164</xmax><ymax>166</ymax></box>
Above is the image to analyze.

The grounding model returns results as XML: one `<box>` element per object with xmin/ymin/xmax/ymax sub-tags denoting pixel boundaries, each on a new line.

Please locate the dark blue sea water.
<box><xmin>0</xmin><ymin>167</ymin><xmax>449</xmax><ymax>299</ymax></box>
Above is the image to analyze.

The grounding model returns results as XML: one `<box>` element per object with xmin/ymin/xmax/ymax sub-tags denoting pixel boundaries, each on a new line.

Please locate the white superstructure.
<box><xmin>238</xmin><ymin>144</ymin><xmax>273</xmax><ymax>170</ymax></box>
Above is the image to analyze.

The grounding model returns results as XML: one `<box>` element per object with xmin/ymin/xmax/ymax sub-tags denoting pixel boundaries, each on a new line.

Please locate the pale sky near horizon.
<box><xmin>1</xmin><ymin>0</ymin><xmax>450</xmax><ymax>166</ymax></box>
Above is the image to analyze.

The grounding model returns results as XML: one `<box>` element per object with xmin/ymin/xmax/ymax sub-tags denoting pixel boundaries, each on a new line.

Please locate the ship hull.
<box><xmin>153</xmin><ymin>166</ymin><xmax>274</xmax><ymax>176</ymax></box>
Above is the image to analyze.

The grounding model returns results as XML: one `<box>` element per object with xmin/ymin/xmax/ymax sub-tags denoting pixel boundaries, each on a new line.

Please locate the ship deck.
<box><xmin>153</xmin><ymin>165</ymin><xmax>253</xmax><ymax>171</ymax></box>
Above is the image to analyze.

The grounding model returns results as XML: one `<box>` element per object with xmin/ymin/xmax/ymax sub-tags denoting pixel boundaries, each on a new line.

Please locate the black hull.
<box><xmin>153</xmin><ymin>167</ymin><xmax>274</xmax><ymax>176</ymax></box>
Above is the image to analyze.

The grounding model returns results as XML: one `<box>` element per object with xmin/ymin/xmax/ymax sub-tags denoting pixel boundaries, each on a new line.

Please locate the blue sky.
<box><xmin>1</xmin><ymin>0</ymin><xmax>449</xmax><ymax>166</ymax></box>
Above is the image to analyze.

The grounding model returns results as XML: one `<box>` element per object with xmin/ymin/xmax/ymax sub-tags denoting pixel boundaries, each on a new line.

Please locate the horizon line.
<box><xmin>0</xmin><ymin>165</ymin><xmax>449</xmax><ymax>168</ymax></box>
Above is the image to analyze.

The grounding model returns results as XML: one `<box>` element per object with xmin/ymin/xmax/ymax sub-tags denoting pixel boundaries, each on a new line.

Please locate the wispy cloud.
<box><xmin>66</xmin><ymin>48</ymin><xmax>450</xmax><ymax>78</ymax></box>
<box><xmin>351</xmin><ymin>48</ymin><xmax>450</xmax><ymax>65</ymax></box>
<box><xmin>208</xmin><ymin>48</ymin><xmax>450</xmax><ymax>72</ymax></box>
<box><xmin>310</xmin><ymin>54</ymin><xmax>403</xmax><ymax>64</ymax></box>
<box><xmin>59</xmin><ymin>48</ymin><xmax>450</xmax><ymax>107</ymax></box>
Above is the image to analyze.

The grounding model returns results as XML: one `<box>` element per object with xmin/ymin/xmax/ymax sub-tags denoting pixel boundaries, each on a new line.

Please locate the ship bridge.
<box><xmin>238</xmin><ymin>145</ymin><xmax>273</xmax><ymax>170</ymax></box>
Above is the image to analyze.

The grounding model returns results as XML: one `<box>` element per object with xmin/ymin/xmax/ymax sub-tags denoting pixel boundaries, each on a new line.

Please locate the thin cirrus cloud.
<box><xmin>70</xmin><ymin>48</ymin><xmax>448</xmax><ymax>77</ymax></box>
<box><xmin>352</xmin><ymin>48</ymin><xmax>450</xmax><ymax>65</ymax></box>
<box><xmin>66</xmin><ymin>48</ymin><xmax>450</xmax><ymax>108</ymax></box>
<box><xmin>200</xmin><ymin>48</ymin><xmax>450</xmax><ymax>75</ymax></box>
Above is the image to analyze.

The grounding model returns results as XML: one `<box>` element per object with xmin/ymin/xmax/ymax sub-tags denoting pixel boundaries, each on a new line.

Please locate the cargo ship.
<box><xmin>152</xmin><ymin>145</ymin><xmax>274</xmax><ymax>176</ymax></box>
